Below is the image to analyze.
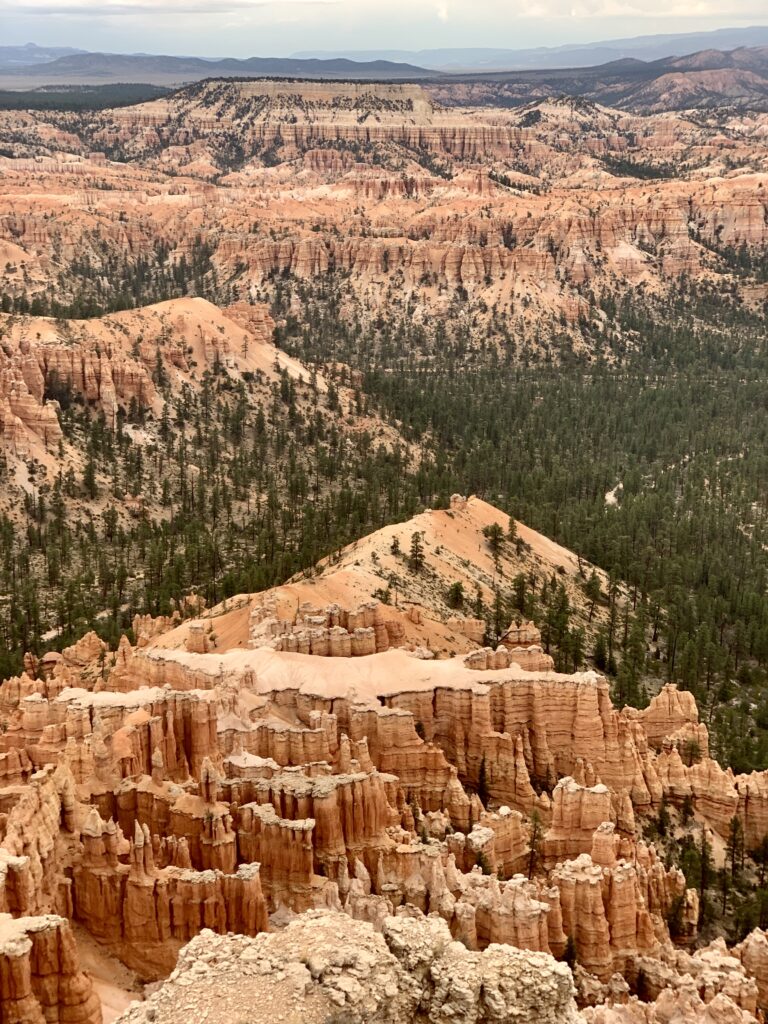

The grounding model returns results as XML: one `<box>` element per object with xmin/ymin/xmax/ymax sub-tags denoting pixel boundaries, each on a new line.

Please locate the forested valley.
<box><xmin>4</xmin><ymin>72</ymin><xmax>768</xmax><ymax>996</ymax></box>
<box><xmin>271</xmin><ymin>272</ymin><xmax>768</xmax><ymax>774</ymax></box>
<box><xmin>2</xmin><ymin>247</ymin><xmax>767</xmax><ymax>785</ymax></box>
<box><xmin>0</xmin><ymin>257</ymin><xmax>765</xmax><ymax>766</ymax></box>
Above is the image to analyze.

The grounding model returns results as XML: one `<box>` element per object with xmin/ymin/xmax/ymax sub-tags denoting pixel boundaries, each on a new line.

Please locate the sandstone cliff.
<box><xmin>0</xmin><ymin>913</ymin><xmax>101</xmax><ymax>1024</ymax></box>
<box><xmin>1</xmin><ymin>499</ymin><xmax>768</xmax><ymax>1022</ymax></box>
<box><xmin>0</xmin><ymin>298</ymin><xmax>282</xmax><ymax>462</ymax></box>
<box><xmin>1</xmin><ymin>88</ymin><xmax>766</xmax><ymax>358</ymax></box>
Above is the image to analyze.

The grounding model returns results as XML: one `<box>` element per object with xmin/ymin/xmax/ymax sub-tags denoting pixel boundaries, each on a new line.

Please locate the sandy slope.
<box><xmin>151</xmin><ymin>495</ymin><xmax>608</xmax><ymax>658</ymax></box>
<box><xmin>72</xmin><ymin>923</ymin><xmax>143</xmax><ymax>1023</ymax></box>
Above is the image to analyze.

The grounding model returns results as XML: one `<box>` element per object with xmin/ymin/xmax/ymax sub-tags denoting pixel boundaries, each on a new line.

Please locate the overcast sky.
<box><xmin>2</xmin><ymin>0</ymin><xmax>765</xmax><ymax>56</ymax></box>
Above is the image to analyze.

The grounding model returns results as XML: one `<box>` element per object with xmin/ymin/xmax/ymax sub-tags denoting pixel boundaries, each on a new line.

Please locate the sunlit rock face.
<box><xmin>0</xmin><ymin>499</ymin><xmax>768</xmax><ymax>1022</ymax></box>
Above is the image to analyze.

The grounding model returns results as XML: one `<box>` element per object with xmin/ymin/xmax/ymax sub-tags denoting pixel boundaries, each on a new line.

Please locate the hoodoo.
<box><xmin>0</xmin><ymin>497</ymin><xmax>764</xmax><ymax>1022</ymax></box>
<box><xmin>1</xmin><ymin>36</ymin><xmax>768</xmax><ymax>1024</ymax></box>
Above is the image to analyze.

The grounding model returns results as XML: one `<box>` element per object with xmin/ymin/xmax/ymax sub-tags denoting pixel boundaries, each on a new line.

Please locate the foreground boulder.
<box><xmin>115</xmin><ymin>909</ymin><xmax>581</xmax><ymax>1024</ymax></box>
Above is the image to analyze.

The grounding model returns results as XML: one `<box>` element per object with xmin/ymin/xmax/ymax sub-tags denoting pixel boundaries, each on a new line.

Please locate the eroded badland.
<box><xmin>1</xmin><ymin>68</ymin><xmax>768</xmax><ymax>1024</ymax></box>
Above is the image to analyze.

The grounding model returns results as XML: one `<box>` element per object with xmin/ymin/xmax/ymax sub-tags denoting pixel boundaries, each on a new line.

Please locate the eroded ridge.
<box><xmin>0</xmin><ymin>503</ymin><xmax>768</xmax><ymax>1022</ymax></box>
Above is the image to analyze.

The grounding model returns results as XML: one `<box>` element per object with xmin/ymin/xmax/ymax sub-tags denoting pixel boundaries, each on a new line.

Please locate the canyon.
<box><xmin>0</xmin><ymin>496</ymin><xmax>765</xmax><ymax>1022</ymax></box>
<box><xmin>0</xmin><ymin>295</ymin><xmax>285</xmax><ymax>464</ymax></box>
<box><xmin>0</xmin><ymin>81</ymin><xmax>766</xmax><ymax>355</ymax></box>
<box><xmin>0</xmin><ymin>70</ymin><xmax>767</xmax><ymax>1024</ymax></box>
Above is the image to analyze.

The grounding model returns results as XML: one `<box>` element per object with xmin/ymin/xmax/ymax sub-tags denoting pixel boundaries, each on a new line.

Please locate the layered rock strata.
<box><xmin>2</xmin><ymin>524</ymin><xmax>768</xmax><ymax>1020</ymax></box>
<box><xmin>0</xmin><ymin>913</ymin><xmax>101</xmax><ymax>1024</ymax></box>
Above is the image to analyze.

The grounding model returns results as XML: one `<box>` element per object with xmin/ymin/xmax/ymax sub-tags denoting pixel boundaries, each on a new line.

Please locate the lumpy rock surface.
<box><xmin>115</xmin><ymin>909</ymin><xmax>581</xmax><ymax>1024</ymax></box>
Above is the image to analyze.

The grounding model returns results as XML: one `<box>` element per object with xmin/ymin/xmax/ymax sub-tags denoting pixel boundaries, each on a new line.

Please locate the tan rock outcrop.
<box><xmin>735</xmin><ymin>927</ymin><xmax>768</xmax><ymax>1010</ymax></box>
<box><xmin>71</xmin><ymin>808</ymin><xmax>268</xmax><ymax>979</ymax></box>
<box><xmin>552</xmin><ymin>850</ymin><xmax>680</xmax><ymax>981</ymax></box>
<box><xmin>636</xmin><ymin>684</ymin><xmax>709</xmax><ymax>759</ymax></box>
<box><xmin>544</xmin><ymin>775</ymin><xmax>618</xmax><ymax>863</ymax></box>
<box><xmin>114</xmin><ymin>909</ymin><xmax>582</xmax><ymax>1024</ymax></box>
<box><xmin>5</xmin><ymin>496</ymin><xmax>768</xmax><ymax>1019</ymax></box>
<box><xmin>0</xmin><ymin>913</ymin><xmax>102</xmax><ymax>1024</ymax></box>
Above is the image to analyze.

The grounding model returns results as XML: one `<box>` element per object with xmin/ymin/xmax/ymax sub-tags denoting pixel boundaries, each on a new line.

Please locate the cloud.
<box><xmin>3</xmin><ymin>0</ymin><xmax>764</xmax><ymax>53</ymax></box>
<box><xmin>492</xmin><ymin>0</ymin><xmax>765</xmax><ymax>18</ymax></box>
<box><xmin>1</xmin><ymin>0</ymin><xmax>336</xmax><ymax>13</ymax></box>
<box><xmin>3</xmin><ymin>0</ymin><xmax>764</xmax><ymax>20</ymax></box>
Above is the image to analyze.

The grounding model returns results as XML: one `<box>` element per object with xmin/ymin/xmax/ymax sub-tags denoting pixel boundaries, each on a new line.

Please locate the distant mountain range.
<box><xmin>0</xmin><ymin>26</ymin><xmax>766</xmax><ymax>83</ymax></box>
<box><xmin>0</xmin><ymin>43</ymin><xmax>87</xmax><ymax>70</ymax></box>
<box><xmin>1</xmin><ymin>29</ymin><xmax>768</xmax><ymax>112</ymax></box>
<box><xmin>293</xmin><ymin>26</ymin><xmax>768</xmax><ymax>71</ymax></box>
<box><xmin>430</xmin><ymin>44</ymin><xmax>768</xmax><ymax>112</ymax></box>
<box><xmin>0</xmin><ymin>50</ymin><xmax>433</xmax><ymax>87</ymax></box>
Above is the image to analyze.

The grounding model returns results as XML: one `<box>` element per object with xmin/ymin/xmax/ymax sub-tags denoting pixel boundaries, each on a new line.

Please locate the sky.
<box><xmin>1</xmin><ymin>0</ymin><xmax>766</xmax><ymax>56</ymax></box>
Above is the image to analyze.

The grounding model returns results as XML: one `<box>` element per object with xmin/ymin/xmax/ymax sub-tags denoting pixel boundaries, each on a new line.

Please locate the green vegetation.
<box><xmin>408</xmin><ymin>531</ymin><xmax>426</xmax><ymax>573</ymax></box>
<box><xmin>272</xmin><ymin>274</ymin><xmax>768</xmax><ymax>771</ymax></box>
<box><xmin>1</xmin><ymin>237</ymin><xmax>220</xmax><ymax>318</ymax></box>
<box><xmin>650</xmin><ymin>802</ymin><xmax>768</xmax><ymax>945</ymax></box>
<box><xmin>1</xmin><ymin>232</ymin><xmax>768</xmax><ymax>775</ymax></box>
<box><xmin>4</xmin><ymin>260</ymin><xmax>768</xmax><ymax>774</ymax></box>
<box><xmin>0</xmin><ymin>84</ymin><xmax>169</xmax><ymax>111</ymax></box>
<box><xmin>601</xmin><ymin>155</ymin><xmax>676</xmax><ymax>179</ymax></box>
<box><xmin>0</xmin><ymin>360</ymin><xmax>430</xmax><ymax>680</ymax></box>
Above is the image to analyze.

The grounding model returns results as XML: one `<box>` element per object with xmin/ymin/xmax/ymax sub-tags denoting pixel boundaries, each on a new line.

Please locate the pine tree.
<box><xmin>483</xmin><ymin>522</ymin><xmax>505</xmax><ymax>567</ymax></box>
<box><xmin>727</xmin><ymin>816</ymin><xmax>744</xmax><ymax>879</ymax></box>
<box><xmin>527</xmin><ymin>810</ymin><xmax>542</xmax><ymax>879</ymax></box>
<box><xmin>408</xmin><ymin>532</ymin><xmax>425</xmax><ymax>573</ymax></box>
<box><xmin>593</xmin><ymin>632</ymin><xmax>608</xmax><ymax>671</ymax></box>
<box><xmin>486</xmin><ymin>587</ymin><xmax>506</xmax><ymax>645</ymax></box>
<box><xmin>585</xmin><ymin>570</ymin><xmax>601</xmax><ymax>623</ymax></box>
<box><xmin>570</xmin><ymin>627</ymin><xmax>585</xmax><ymax>670</ymax></box>
<box><xmin>698</xmin><ymin>828</ymin><xmax>713</xmax><ymax>928</ymax></box>
<box><xmin>82</xmin><ymin>456</ymin><xmax>97</xmax><ymax>500</ymax></box>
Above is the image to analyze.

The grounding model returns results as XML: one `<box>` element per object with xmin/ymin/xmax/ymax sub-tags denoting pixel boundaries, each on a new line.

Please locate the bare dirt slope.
<box><xmin>152</xmin><ymin>495</ymin><xmax>607</xmax><ymax>658</ymax></box>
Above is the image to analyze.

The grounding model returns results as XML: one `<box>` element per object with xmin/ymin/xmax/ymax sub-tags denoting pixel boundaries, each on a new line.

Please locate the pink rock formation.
<box><xmin>0</xmin><ymin>913</ymin><xmax>102</xmax><ymax>1024</ymax></box>
<box><xmin>735</xmin><ymin>928</ymin><xmax>768</xmax><ymax>1010</ymax></box>
<box><xmin>72</xmin><ymin>807</ymin><xmax>268</xmax><ymax>979</ymax></box>
<box><xmin>1</xmin><ymin>510</ymin><xmax>768</xmax><ymax>1018</ymax></box>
